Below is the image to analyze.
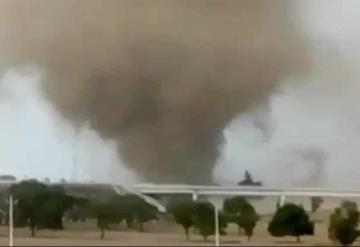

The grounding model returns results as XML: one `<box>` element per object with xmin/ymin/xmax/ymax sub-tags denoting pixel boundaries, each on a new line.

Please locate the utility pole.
<box><xmin>9</xmin><ymin>193</ymin><xmax>13</xmax><ymax>247</ymax></box>
<box><xmin>192</xmin><ymin>191</ymin><xmax>198</xmax><ymax>201</ymax></box>
<box><xmin>214</xmin><ymin>204</ymin><xmax>220</xmax><ymax>247</ymax></box>
<box><xmin>209</xmin><ymin>196</ymin><xmax>222</xmax><ymax>247</ymax></box>
<box><xmin>279</xmin><ymin>194</ymin><xmax>287</xmax><ymax>207</ymax></box>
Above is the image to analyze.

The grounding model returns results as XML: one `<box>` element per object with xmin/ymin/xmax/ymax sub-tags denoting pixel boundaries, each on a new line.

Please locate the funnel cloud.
<box><xmin>0</xmin><ymin>1</ymin><xmax>308</xmax><ymax>183</ymax></box>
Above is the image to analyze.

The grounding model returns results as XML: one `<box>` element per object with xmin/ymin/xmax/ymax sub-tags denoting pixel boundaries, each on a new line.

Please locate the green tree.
<box><xmin>134</xmin><ymin>201</ymin><xmax>158</xmax><ymax>232</ymax></box>
<box><xmin>329</xmin><ymin>208</ymin><xmax>343</xmax><ymax>242</ymax></box>
<box><xmin>223</xmin><ymin>196</ymin><xmax>259</xmax><ymax>241</ymax></box>
<box><xmin>66</xmin><ymin>197</ymin><xmax>91</xmax><ymax>222</ymax></box>
<box><xmin>96</xmin><ymin>201</ymin><xmax>122</xmax><ymax>239</ymax></box>
<box><xmin>268</xmin><ymin>203</ymin><xmax>314</xmax><ymax>242</ymax></box>
<box><xmin>95</xmin><ymin>194</ymin><xmax>159</xmax><ymax>239</ymax></box>
<box><xmin>335</xmin><ymin>219</ymin><xmax>360</xmax><ymax>246</ymax></box>
<box><xmin>95</xmin><ymin>196</ymin><xmax>130</xmax><ymax>239</ymax></box>
<box><xmin>10</xmin><ymin>181</ymin><xmax>74</xmax><ymax>237</ymax></box>
<box><xmin>342</xmin><ymin>201</ymin><xmax>360</xmax><ymax>227</ymax></box>
<box><xmin>0</xmin><ymin>195</ymin><xmax>8</xmax><ymax>225</ymax></box>
<box><xmin>329</xmin><ymin>201</ymin><xmax>360</xmax><ymax>246</ymax></box>
<box><xmin>114</xmin><ymin>195</ymin><xmax>159</xmax><ymax>232</ymax></box>
<box><xmin>168</xmin><ymin>200</ymin><xmax>196</xmax><ymax>240</ymax></box>
<box><xmin>192</xmin><ymin>202</ymin><xmax>227</xmax><ymax>242</ymax></box>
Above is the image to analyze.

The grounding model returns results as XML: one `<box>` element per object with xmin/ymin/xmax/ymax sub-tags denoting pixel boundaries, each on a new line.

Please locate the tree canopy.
<box><xmin>10</xmin><ymin>181</ymin><xmax>74</xmax><ymax>237</ymax></box>
<box><xmin>95</xmin><ymin>200</ymin><xmax>123</xmax><ymax>239</ymax></box>
<box><xmin>191</xmin><ymin>202</ymin><xmax>227</xmax><ymax>241</ymax></box>
<box><xmin>223</xmin><ymin>196</ymin><xmax>259</xmax><ymax>241</ymax></box>
<box><xmin>168</xmin><ymin>199</ymin><xmax>196</xmax><ymax>240</ymax></box>
<box><xmin>95</xmin><ymin>195</ymin><xmax>159</xmax><ymax>239</ymax></box>
<box><xmin>329</xmin><ymin>201</ymin><xmax>360</xmax><ymax>246</ymax></box>
<box><xmin>268</xmin><ymin>203</ymin><xmax>314</xmax><ymax>242</ymax></box>
<box><xmin>169</xmin><ymin>199</ymin><xmax>228</xmax><ymax>242</ymax></box>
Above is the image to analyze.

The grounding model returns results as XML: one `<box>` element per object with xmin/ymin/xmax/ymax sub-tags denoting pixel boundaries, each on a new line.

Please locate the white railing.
<box><xmin>132</xmin><ymin>184</ymin><xmax>360</xmax><ymax>198</ymax></box>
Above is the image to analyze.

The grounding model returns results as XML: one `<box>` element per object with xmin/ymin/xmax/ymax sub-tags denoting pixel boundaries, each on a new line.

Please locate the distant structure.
<box><xmin>0</xmin><ymin>175</ymin><xmax>16</xmax><ymax>182</ymax></box>
<box><xmin>43</xmin><ymin>178</ymin><xmax>51</xmax><ymax>184</ymax></box>
<box><xmin>59</xmin><ymin>178</ymin><xmax>67</xmax><ymax>184</ymax></box>
<box><xmin>238</xmin><ymin>170</ymin><xmax>262</xmax><ymax>186</ymax></box>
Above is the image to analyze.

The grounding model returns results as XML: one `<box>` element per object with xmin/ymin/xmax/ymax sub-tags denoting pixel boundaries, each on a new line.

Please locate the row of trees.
<box><xmin>5</xmin><ymin>180</ymin><xmax>259</xmax><ymax>241</ymax></box>
<box><xmin>4</xmin><ymin>180</ymin><xmax>360</xmax><ymax>245</ymax></box>
<box><xmin>8</xmin><ymin>181</ymin><xmax>159</xmax><ymax>239</ymax></box>
<box><xmin>11</xmin><ymin>181</ymin><xmax>75</xmax><ymax>236</ymax></box>
<box><xmin>169</xmin><ymin>197</ymin><xmax>312</xmax><ymax>243</ymax></box>
<box><xmin>169</xmin><ymin>197</ymin><xmax>360</xmax><ymax>246</ymax></box>
<box><xmin>168</xmin><ymin>200</ymin><xmax>228</xmax><ymax>241</ymax></box>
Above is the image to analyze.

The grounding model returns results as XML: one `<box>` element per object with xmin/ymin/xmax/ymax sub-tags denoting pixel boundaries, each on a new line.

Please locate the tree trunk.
<box><xmin>185</xmin><ymin>228</ymin><xmax>189</xmax><ymax>241</ymax></box>
<box><xmin>30</xmin><ymin>225</ymin><xmax>36</xmax><ymax>238</ymax></box>
<box><xmin>100</xmin><ymin>227</ymin><xmax>105</xmax><ymax>240</ymax></box>
<box><xmin>203</xmin><ymin>235</ymin><xmax>208</xmax><ymax>242</ymax></box>
<box><xmin>296</xmin><ymin>236</ymin><xmax>301</xmax><ymax>243</ymax></box>
<box><xmin>139</xmin><ymin>223</ymin><xmax>144</xmax><ymax>232</ymax></box>
<box><xmin>126</xmin><ymin>218</ymin><xmax>133</xmax><ymax>229</ymax></box>
<box><xmin>248</xmin><ymin>235</ymin><xmax>252</xmax><ymax>242</ymax></box>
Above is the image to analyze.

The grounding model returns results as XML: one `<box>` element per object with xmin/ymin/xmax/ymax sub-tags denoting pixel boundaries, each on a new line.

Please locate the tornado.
<box><xmin>0</xmin><ymin>0</ymin><xmax>308</xmax><ymax>183</ymax></box>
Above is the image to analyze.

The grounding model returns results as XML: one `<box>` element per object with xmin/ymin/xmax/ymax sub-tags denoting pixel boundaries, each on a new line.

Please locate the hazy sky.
<box><xmin>215</xmin><ymin>0</ymin><xmax>360</xmax><ymax>188</ymax></box>
<box><xmin>1</xmin><ymin>1</ymin><xmax>360</xmax><ymax>187</ymax></box>
<box><xmin>0</xmin><ymin>69</ymin><xmax>137</xmax><ymax>184</ymax></box>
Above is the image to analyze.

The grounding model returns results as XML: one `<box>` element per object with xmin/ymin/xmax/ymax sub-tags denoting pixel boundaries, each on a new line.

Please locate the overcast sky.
<box><xmin>1</xmin><ymin>1</ymin><xmax>360</xmax><ymax>187</ymax></box>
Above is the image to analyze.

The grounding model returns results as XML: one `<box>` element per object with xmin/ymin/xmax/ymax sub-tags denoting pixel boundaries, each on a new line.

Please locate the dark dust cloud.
<box><xmin>0</xmin><ymin>1</ymin><xmax>308</xmax><ymax>183</ymax></box>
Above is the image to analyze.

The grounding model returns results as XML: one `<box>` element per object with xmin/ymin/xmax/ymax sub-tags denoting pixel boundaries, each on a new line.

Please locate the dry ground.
<box><xmin>0</xmin><ymin>197</ymin><xmax>354</xmax><ymax>246</ymax></box>
<box><xmin>0</xmin><ymin>221</ymin><xmax>349</xmax><ymax>246</ymax></box>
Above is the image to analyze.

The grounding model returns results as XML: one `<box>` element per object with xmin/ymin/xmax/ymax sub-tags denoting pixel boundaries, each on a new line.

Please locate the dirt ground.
<box><xmin>0</xmin><ymin>221</ymin><xmax>349</xmax><ymax>246</ymax></box>
<box><xmin>0</xmin><ymin>197</ymin><xmax>355</xmax><ymax>246</ymax></box>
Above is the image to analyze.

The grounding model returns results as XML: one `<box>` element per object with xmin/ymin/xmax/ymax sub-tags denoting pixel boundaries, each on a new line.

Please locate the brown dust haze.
<box><xmin>0</xmin><ymin>1</ymin><xmax>308</xmax><ymax>183</ymax></box>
